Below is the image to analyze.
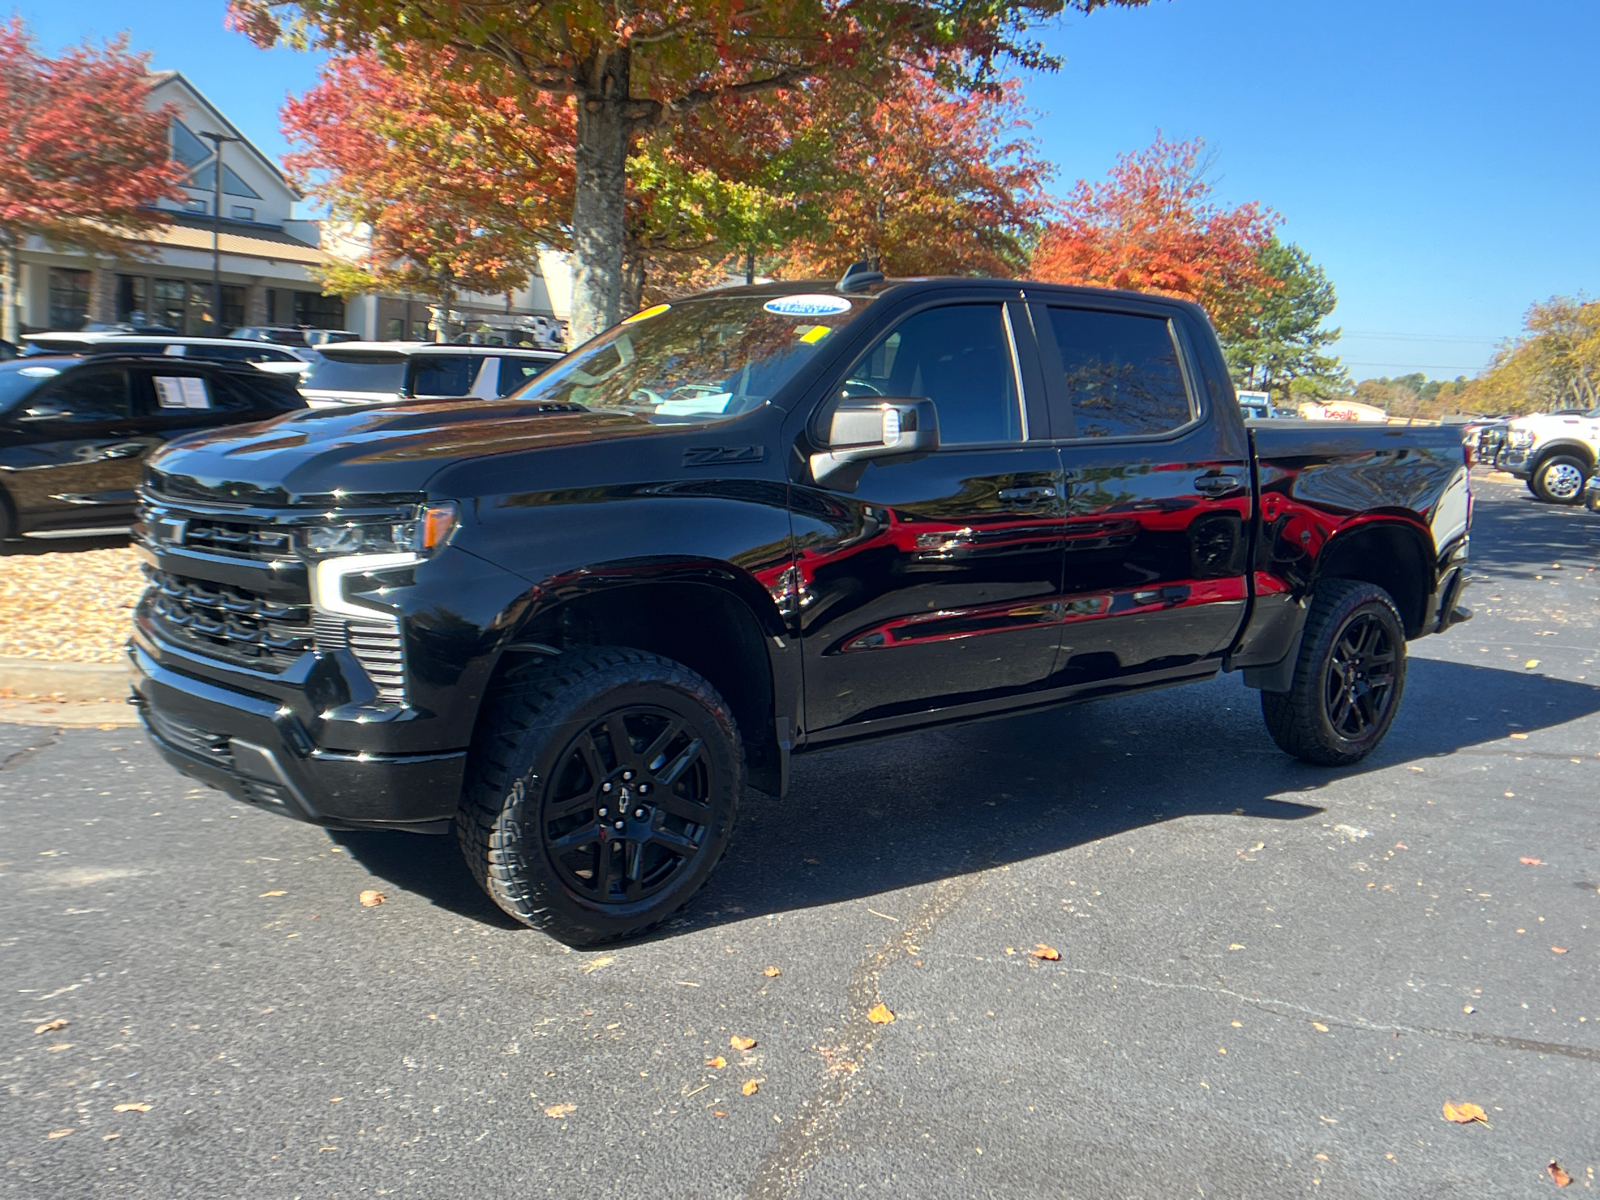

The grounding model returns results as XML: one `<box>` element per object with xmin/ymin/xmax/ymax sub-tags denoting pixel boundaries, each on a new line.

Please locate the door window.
<box><xmin>840</xmin><ymin>304</ymin><xmax>1023</xmax><ymax>445</ymax></box>
<box><xmin>500</xmin><ymin>356</ymin><xmax>552</xmax><ymax>395</ymax></box>
<box><xmin>26</xmin><ymin>368</ymin><xmax>132</xmax><ymax>423</ymax></box>
<box><xmin>1045</xmin><ymin>308</ymin><xmax>1193</xmax><ymax>439</ymax></box>
<box><xmin>410</xmin><ymin>355</ymin><xmax>478</xmax><ymax>397</ymax></box>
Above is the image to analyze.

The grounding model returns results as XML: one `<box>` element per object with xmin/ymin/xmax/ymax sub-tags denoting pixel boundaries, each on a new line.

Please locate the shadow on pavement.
<box><xmin>1466</xmin><ymin>476</ymin><xmax>1600</xmax><ymax>580</ymax></box>
<box><xmin>328</xmin><ymin>657</ymin><xmax>1600</xmax><ymax>937</ymax></box>
<box><xmin>0</xmin><ymin>533</ymin><xmax>129</xmax><ymax>556</ymax></box>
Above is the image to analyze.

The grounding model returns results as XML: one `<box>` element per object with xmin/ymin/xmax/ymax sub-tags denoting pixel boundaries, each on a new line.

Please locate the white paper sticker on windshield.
<box><xmin>763</xmin><ymin>294</ymin><xmax>853</xmax><ymax>317</ymax></box>
<box><xmin>155</xmin><ymin>376</ymin><xmax>212</xmax><ymax>409</ymax></box>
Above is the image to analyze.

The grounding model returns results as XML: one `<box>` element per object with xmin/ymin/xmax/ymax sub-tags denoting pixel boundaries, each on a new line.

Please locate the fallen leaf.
<box><xmin>705</xmin><ymin>1056</ymin><xmax>726</xmax><ymax>1069</ymax></box>
<box><xmin>1231</xmin><ymin>1020</ymin><xmax>1242</xmax><ymax>1028</ymax></box>
<box><xmin>1548</xmin><ymin>1161</ymin><xmax>1573</xmax><ymax>1187</ymax></box>
<box><xmin>1551</xmin><ymin>946</ymin><xmax>1568</xmax><ymax>954</ymax></box>
<box><xmin>581</xmin><ymin>955</ymin><xmax>614</xmax><ymax>974</ymax></box>
<box><xmin>259</xmin><ymin>890</ymin><xmax>287</xmax><ymax>897</ymax></box>
<box><xmin>730</xmin><ymin>1035</ymin><xmax>757</xmax><ymax>1051</ymax></box>
<box><xmin>1312</xmin><ymin>1022</ymin><xmax>1329</xmax><ymax>1033</ymax></box>
<box><xmin>46</xmin><ymin>1043</ymin><xmax>72</xmax><ymax>1052</ymax></box>
<box><xmin>1229</xmin><ymin>943</ymin><xmax>1245</xmax><ymax>951</ymax></box>
<box><xmin>359</xmin><ymin>890</ymin><xmax>385</xmax><ymax>907</ymax></box>
<box><xmin>1520</xmin><ymin>857</ymin><xmax>1545</xmax><ymax>866</ymax></box>
<box><xmin>1442</xmin><ymin>1101</ymin><xmax>1488</xmax><ymax>1124</ymax></box>
<box><xmin>1463</xmin><ymin>1005</ymin><xmax>1476</xmax><ymax>1014</ymax></box>
<box><xmin>1525</xmin><ymin>659</ymin><xmax>1540</xmax><ymax>670</ymax></box>
<box><xmin>33</xmin><ymin>1018</ymin><xmax>67</xmax><ymax>1034</ymax></box>
<box><xmin>866</xmin><ymin>1003</ymin><xmax>895</xmax><ymax>1025</ymax></box>
<box><xmin>543</xmin><ymin>1103</ymin><xmax>575</xmax><ymax>1119</ymax></box>
<box><xmin>102</xmin><ymin>1133</ymin><xmax>119</xmax><ymax>1141</ymax></box>
<box><xmin>1510</xmin><ymin>732</ymin><xmax>1529</xmax><ymax>740</ymax></box>
<box><xmin>742</xmin><ymin>1080</ymin><xmax>760</xmax><ymax>1096</ymax></box>
<box><xmin>1217</xmin><ymin>1047</ymin><xmax>1227</xmax><ymax>1055</ymax></box>
<box><xmin>713</xmin><ymin>1109</ymin><xmax>728</xmax><ymax>1117</ymax></box>
<box><xmin>1029</xmin><ymin>943</ymin><xmax>1061</xmax><ymax>961</ymax></box>
<box><xmin>1395</xmin><ymin>842</ymin><xmax>1408</xmax><ymax>849</ymax></box>
<box><xmin>46</xmin><ymin>1128</ymin><xmax>72</xmax><ymax>1139</ymax></box>
<box><xmin>763</xmin><ymin>967</ymin><xmax>781</xmax><ymax>978</ymax></box>
<box><xmin>112</xmin><ymin>1102</ymin><xmax>151</xmax><ymax>1113</ymax></box>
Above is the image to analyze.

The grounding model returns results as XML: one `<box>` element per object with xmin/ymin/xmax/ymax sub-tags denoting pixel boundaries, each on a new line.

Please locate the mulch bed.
<box><xmin>0</xmin><ymin>547</ymin><xmax>145</xmax><ymax>663</ymax></box>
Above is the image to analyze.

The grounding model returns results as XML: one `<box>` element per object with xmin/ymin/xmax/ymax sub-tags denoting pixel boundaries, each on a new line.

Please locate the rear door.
<box><xmin>1033</xmin><ymin>298</ymin><xmax>1250</xmax><ymax>687</ymax></box>
<box><xmin>791</xmin><ymin>298</ymin><xmax>1066</xmax><ymax>737</ymax></box>
<box><xmin>0</xmin><ymin>364</ymin><xmax>142</xmax><ymax>531</ymax></box>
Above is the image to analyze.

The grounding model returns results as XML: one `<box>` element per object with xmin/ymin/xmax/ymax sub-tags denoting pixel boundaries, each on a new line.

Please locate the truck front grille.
<box><xmin>177</xmin><ymin>518</ymin><xmax>294</xmax><ymax>560</ymax></box>
<box><xmin>145</xmin><ymin>568</ymin><xmax>313</xmax><ymax>672</ymax></box>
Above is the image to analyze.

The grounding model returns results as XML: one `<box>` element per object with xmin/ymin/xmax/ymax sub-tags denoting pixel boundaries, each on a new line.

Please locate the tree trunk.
<box><xmin>619</xmin><ymin>249</ymin><xmax>645</xmax><ymax>316</ymax></box>
<box><xmin>570</xmin><ymin>48</ymin><xmax>633</xmax><ymax>345</ymax></box>
<box><xmin>1</xmin><ymin>231</ymin><xmax>19</xmax><ymax>343</ymax></box>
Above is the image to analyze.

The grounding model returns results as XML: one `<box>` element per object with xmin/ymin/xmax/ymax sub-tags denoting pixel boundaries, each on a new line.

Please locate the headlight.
<box><xmin>301</xmin><ymin>502</ymin><xmax>458</xmax><ymax>558</ymax></box>
<box><xmin>1507</xmin><ymin>429</ymin><xmax>1535</xmax><ymax>448</ymax></box>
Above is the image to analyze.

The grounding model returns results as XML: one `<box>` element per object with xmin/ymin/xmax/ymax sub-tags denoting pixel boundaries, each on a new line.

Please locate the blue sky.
<box><xmin>19</xmin><ymin>0</ymin><xmax>1598</xmax><ymax>380</ymax></box>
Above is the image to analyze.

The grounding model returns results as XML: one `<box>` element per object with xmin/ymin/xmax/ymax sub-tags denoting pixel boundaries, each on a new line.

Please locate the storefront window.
<box><xmin>47</xmin><ymin>269</ymin><xmax>91</xmax><ymax>330</ymax></box>
<box><xmin>293</xmin><ymin>290</ymin><xmax>346</xmax><ymax>330</ymax></box>
<box><xmin>152</xmin><ymin>279</ymin><xmax>186</xmax><ymax>331</ymax></box>
<box><xmin>186</xmin><ymin>282</ymin><xmax>215</xmax><ymax>336</ymax></box>
<box><xmin>115</xmin><ymin>275</ymin><xmax>148</xmax><ymax>324</ymax></box>
<box><xmin>221</xmin><ymin>285</ymin><xmax>247</xmax><ymax>332</ymax></box>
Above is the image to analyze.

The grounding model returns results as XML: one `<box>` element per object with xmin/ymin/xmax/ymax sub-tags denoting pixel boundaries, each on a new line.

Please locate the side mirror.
<box><xmin>811</xmin><ymin>397</ymin><xmax>939</xmax><ymax>485</ymax></box>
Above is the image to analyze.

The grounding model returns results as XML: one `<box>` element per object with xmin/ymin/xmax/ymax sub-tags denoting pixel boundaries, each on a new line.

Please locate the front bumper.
<box><xmin>130</xmin><ymin>641</ymin><xmax>465</xmax><ymax>831</ymax></box>
<box><xmin>1503</xmin><ymin>448</ymin><xmax>1532</xmax><ymax>477</ymax></box>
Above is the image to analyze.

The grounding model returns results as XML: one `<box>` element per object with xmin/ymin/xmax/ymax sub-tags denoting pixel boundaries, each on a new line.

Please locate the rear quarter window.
<box><xmin>411</xmin><ymin>355</ymin><xmax>479</xmax><ymax>397</ymax></box>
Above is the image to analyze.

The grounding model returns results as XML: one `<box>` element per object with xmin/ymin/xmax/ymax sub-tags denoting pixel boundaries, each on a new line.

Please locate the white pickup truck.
<box><xmin>1501</xmin><ymin>408</ymin><xmax>1600</xmax><ymax>502</ymax></box>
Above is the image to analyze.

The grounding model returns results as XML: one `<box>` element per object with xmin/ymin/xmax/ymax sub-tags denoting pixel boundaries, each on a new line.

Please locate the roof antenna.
<box><xmin>837</xmin><ymin>260</ymin><xmax>885</xmax><ymax>293</ymax></box>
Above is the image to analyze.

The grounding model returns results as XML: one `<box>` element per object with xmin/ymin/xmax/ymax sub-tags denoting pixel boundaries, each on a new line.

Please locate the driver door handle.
<box><xmin>1193</xmin><ymin>472</ymin><xmax>1244</xmax><ymax>497</ymax></box>
<box><xmin>998</xmin><ymin>485</ymin><xmax>1059</xmax><ymax>506</ymax></box>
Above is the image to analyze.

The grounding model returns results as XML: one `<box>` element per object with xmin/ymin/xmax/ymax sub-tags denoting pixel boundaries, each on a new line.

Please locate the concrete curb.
<box><xmin>0</xmin><ymin>656</ymin><xmax>128</xmax><ymax>702</ymax></box>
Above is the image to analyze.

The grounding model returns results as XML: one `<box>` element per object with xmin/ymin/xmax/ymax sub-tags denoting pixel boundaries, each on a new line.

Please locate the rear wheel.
<box><xmin>1261</xmin><ymin>580</ymin><xmax>1407</xmax><ymax>766</ymax></box>
<box><xmin>457</xmin><ymin>646</ymin><xmax>742</xmax><ymax>945</ymax></box>
<box><xmin>1532</xmin><ymin>454</ymin><xmax>1589</xmax><ymax>504</ymax></box>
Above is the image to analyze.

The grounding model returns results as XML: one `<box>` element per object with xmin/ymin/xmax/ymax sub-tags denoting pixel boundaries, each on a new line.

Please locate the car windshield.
<box><xmin>302</xmin><ymin>355</ymin><xmax>408</xmax><ymax>394</ymax></box>
<box><xmin>506</xmin><ymin>294</ymin><xmax>873</xmax><ymax>421</ymax></box>
<box><xmin>0</xmin><ymin>362</ymin><xmax>62</xmax><ymax>415</ymax></box>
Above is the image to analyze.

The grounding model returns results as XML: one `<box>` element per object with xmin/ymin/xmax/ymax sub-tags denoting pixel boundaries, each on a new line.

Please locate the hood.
<box><xmin>145</xmin><ymin>399</ymin><xmax>659</xmax><ymax>507</ymax></box>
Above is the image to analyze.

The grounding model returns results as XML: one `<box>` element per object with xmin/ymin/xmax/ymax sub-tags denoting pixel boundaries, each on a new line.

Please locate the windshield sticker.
<box><xmin>797</xmin><ymin>324</ymin><xmax>833</xmax><ymax>344</ymax></box>
<box><xmin>623</xmin><ymin>303</ymin><xmax>670</xmax><ymax>324</ymax></box>
<box><xmin>154</xmin><ymin>376</ymin><xmax>212</xmax><ymax>409</ymax></box>
<box><xmin>763</xmin><ymin>294</ymin><xmax>853</xmax><ymax>317</ymax></box>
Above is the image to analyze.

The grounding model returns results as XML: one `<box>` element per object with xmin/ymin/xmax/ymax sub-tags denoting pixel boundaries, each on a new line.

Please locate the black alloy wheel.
<box><xmin>542</xmin><ymin>706</ymin><xmax>714</xmax><ymax>905</ymax></box>
<box><xmin>1322</xmin><ymin>613</ymin><xmax>1399</xmax><ymax>741</ymax></box>
<box><xmin>1261</xmin><ymin>579</ymin><xmax>1408</xmax><ymax>766</ymax></box>
<box><xmin>458</xmin><ymin>646</ymin><xmax>742</xmax><ymax>945</ymax></box>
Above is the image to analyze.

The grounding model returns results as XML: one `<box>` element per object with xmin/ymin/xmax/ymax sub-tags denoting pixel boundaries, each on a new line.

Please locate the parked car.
<box><xmin>0</xmin><ymin>354</ymin><xmax>304</xmax><ymax>541</ymax></box>
<box><xmin>1501</xmin><ymin>407</ymin><xmax>1600</xmax><ymax>502</ymax></box>
<box><xmin>297</xmin><ymin>341</ymin><xmax>563</xmax><ymax>407</ymax></box>
<box><xmin>230</xmin><ymin>326</ymin><xmax>362</xmax><ymax>349</ymax></box>
<box><xmin>21</xmin><ymin>332</ymin><xmax>309</xmax><ymax>368</ymax></box>
<box><xmin>1584</xmin><ymin>473</ymin><xmax>1600</xmax><ymax>512</ymax></box>
<box><xmin>131</xmin><ymin>276</ymin><xmax>1471</xmax><ymax>945</ymax></box>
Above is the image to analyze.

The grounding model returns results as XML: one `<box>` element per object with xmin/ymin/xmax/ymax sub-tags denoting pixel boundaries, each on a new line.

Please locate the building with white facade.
<box><xmin>10</xmin><ymin>72</ymin><xmax>570</xmax><ymax>344</ymax></box>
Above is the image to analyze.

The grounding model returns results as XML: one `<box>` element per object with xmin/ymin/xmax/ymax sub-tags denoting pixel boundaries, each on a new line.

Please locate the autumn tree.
<box><xmin>0</xmin><ymin>19</ymin><xmax>185</xmax><ymax>340</ymax></box>
<box><xmin>779</xmin><ymin>70</ymin><xmax>1053</xmax><ymax>279</ymax></box>
<box><xmin>1030</xmin><ymin>134</ymin><xmax>1277</xmax><ymax>340</ymax></box>
<box><xmin>231</xmin><ymin>0</ymin><xmax>1149</xmax><ymax>342</ymax></box>
<box><xmin>1224</xmin><ymin>238</ymin><xmax>1347</xmax><ymax>403</ymax></box>
<box><xmin>1449</xmin><ymin>296</ymin><xmax>1600</xmax><ymax>415</ymax></box>
<box><xmin>283</xmin><ymin>46</ymin><xmax>574</xmax><ymax>322</ymax></box>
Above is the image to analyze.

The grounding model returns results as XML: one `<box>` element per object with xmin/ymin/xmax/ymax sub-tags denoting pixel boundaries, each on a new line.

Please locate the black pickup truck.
<box><xmin>130</xmin><ymin>277</ymin><xmax>1472</xmax><ymax>944</ymax></box>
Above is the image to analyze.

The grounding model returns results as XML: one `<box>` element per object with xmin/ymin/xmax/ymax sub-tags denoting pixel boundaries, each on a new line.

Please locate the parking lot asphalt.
<box><xmin>3</xmin><ymin>471</ymin><xmax>1598</xmax><ymax>1199</ymax></box>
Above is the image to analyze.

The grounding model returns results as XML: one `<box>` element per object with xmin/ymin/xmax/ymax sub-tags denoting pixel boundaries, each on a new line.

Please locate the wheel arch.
<box><xmin>1312</xmin><ymin>517</ymin><xmax>1436</xmax><ymax>638</ymax></box>
<box><xmin>486</xmin><ymin>561</ymin><xmax>794</xmax><ymax>795</ymax></box>
<box><xmin>1531</xmin><ymin>440</ymin><xmax>1597</xmax><ymax>473</ymax></box>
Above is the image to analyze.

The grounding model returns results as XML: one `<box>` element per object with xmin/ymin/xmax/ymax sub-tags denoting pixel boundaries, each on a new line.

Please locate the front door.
<box><xmin>0</xmin><ymin>364</ymin><xmax>142</xmax><ymax>533</ymax></box>
<box><xmin>1032</xmin><ymin>299</ymin><xmax>1251</xmax><ymax>687</ymax></box>
<box><xmin>791</xmin><ymin>300</ymin><xmax>1066</xmax><ymax>737</ymax></box>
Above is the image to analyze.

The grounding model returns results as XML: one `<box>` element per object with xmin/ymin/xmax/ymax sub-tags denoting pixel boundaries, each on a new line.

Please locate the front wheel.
<box><xmin>1261</xmin><ymin>580</ymin><xmax>1407</xmax><ymax>766</ymax></box>
<box><xmin>1532</xmin><ymin>454</ymin><xmax>1589</xmax><ymax>504</ymax></box>
<box><xmin>457</xmin><ymin>646</ymin><xmax>743</xmax><ymax>945</ymax></box>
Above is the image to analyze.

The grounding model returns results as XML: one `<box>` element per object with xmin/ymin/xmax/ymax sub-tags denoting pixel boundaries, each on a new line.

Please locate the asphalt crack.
<box><xmin>0</xmin><ymin>727</ymin><xmax>61</xmax><ymax>773</ymax></box>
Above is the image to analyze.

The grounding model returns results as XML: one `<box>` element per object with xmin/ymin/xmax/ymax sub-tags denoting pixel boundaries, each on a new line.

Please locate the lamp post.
<box><xmin>199</xmin><ymin>131</ymin><xmax>242</xmax><ymax>335</ymax></box>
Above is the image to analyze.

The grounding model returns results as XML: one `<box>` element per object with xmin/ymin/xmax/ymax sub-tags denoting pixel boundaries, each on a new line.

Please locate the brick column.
<box><xmin>245</xmin><ymin>284</ymin><xmax>269</xmax><ymax>326</ymax></box>
<box><xmin>88</xmin><ymin>262</ymin><xmax>117</xmax><ymax>323</ymax></box>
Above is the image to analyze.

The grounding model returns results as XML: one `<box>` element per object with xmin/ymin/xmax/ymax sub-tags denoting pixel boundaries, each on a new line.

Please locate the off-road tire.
<box><xmin>1261</xmin><ymin>580</ymin><xmax>1407</xmax><ymax>767</ymax></box>
<box><xmin>1531</xmin><ymin>454</ymin><xmax>1589</xmax><ymax>505</ymax></box>
<box><xmin>457</xmin><ymin>646</ymin><xmax>743</xmax><ymax>946</ymax></box>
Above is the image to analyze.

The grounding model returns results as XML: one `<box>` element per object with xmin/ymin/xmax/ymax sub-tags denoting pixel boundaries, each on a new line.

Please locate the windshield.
<box><xmin>506</xmin><ymin>294</ymin><xmax>872</xmax><ymax>421</ymax></box>
<box><xmin>302</xmin><ymin>355</ymin><xmax>407</xmax><ymax>394</ymax></box>
<box><xmin>0</xmin><ymin>362</ymin><xmax>62</xmax><ymax>415</ymax></box>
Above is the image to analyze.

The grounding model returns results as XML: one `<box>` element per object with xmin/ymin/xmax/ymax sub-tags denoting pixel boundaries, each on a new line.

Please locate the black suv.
<box><xmin>0</xmin><ymin>355</ymin><xmax>304</xmax><ymax>540</ymax></box>
<box><xmin>131</xmin><ymin>278</ymin><xmax>1470</xmax><ymax>945</ymax></box>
